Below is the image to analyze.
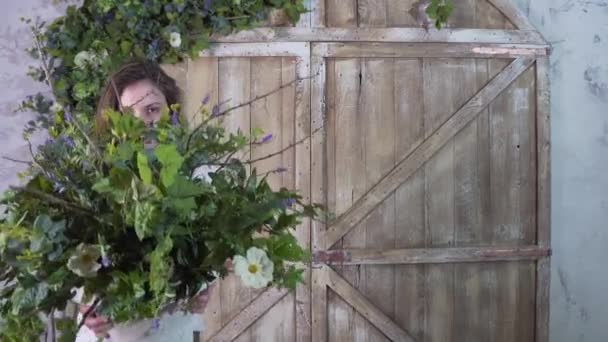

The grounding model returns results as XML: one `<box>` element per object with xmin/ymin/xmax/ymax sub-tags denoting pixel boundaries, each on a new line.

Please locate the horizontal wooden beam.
<box><xmin>325</xmin><ymin>266</ymin><xmax>416</xmax><ymax>342</ymax></box>
<box><xmin>313</xmin><ymin>245</ymin><xmax>551</xmax><ymax>265</ymax></box>
<box><xmin>313</xmin><ymin>42</ymin><xmax>547</xmax><ymax>58</ymax></box>
<box><xmin>199</xmin><ymin>42</ymin><xmax>310</xmax><ymax>57</ymax></box>
<box><xmin>322</xmin><ymin>56</ymin><xmax>536</xmax><ymax>249</ymax></box>
<box><xmin>208</xmin><ymin>288</ymin><xmax>288</xmax><ymax>342</ymax></box>
<box><xmin>210</xmin><ymin>27</ymin><xmax>547</xmax><ymax>45</ymax></box>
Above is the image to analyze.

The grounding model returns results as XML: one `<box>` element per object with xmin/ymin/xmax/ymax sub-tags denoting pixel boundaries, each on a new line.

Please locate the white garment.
<box><xmin>75</xmin><ymin>311</ymin><xmax>204</xmax><ymax>342</ymax></box>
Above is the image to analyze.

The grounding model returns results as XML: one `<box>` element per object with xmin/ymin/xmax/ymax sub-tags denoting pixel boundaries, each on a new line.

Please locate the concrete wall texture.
<box><xmin>0</xmin><ymin>1</ymin><xmax>606</xmax><ymax>341</ymax></box>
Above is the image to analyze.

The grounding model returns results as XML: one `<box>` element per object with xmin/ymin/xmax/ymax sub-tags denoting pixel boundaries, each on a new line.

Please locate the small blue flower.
<box><xmin>171</xmin><ymin>111</ymin><xmax>179</xmax><ymax>126</ymax></box>
<box><xmin>64</xmin><ymin>111</ymin><xmax>71</xmax><ymax>122</ymax></box>
<box><xmin>281</xmin><ymin>198</ymin><xmax>296</xmax><ymax>209</ymax></box>
<box><xmin>273</xmin><ymin>167</ymin><xmax>288</xmax><ymax>173</ymax></box>
<box><xmin>60</xmin><ymin>135</ymin><xmax>75</xmax><ymax>149</ymax></box>
<box><xmin>259</xmin><ymin>134</ymin><xmax>273</xmax><ymax>144</ymax></box>
<box><xmin>211</xmin><ymin>104</ymin><xmax>220</xmax><ymax>117</ymax></box>
<box><xmin>202</xmin><ymin>94</ymin><xmax>210</xmax><ymax>105</ymax></box>
<box><xmin>101</xmin><ymin>255</ymin><xmax>111</xmax><ymax>268</ymax></box>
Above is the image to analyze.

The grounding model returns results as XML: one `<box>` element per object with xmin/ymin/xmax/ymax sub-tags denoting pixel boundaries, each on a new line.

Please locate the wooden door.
<box><xmin>309</xmin><ymin>1</ymin><xmax>550</xmax><ymax>341</ymax></box>
<box><xmin>164</xmin><ymin>0</ymin><xmax>550</xmax><ymax>341</ymax></box>
<box><xmin>163</xmin><ymin>42</ymin><xmax>312</xmax><ymax>341</ymax></box>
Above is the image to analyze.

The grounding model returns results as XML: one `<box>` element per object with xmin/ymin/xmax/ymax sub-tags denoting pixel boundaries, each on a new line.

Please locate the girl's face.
<box><xmin>119</xmin><ymin>79</ymin><xmax>167</xmax><ymax>125</ymax></box>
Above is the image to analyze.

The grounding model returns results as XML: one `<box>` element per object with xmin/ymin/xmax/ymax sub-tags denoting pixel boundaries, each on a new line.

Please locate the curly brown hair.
<box><xmin>96</xmin><ymin>59</ymin><xmax>182</xmax><ymax>131</ymax></box>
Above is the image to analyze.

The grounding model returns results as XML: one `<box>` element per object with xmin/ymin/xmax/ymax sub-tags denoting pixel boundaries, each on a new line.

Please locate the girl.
<box><xmin>77</xmin><ymin>60</ymin><xmax>215</xmax><ymax>342</ymax></box>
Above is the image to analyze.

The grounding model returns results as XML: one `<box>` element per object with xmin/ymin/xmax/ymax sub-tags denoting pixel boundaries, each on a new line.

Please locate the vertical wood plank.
<box><xmin>393</xmin><ymin>57</ymin><xmax>426</xmax><ymax>342</ymax></box>
<box><xmin>185</xmin><ymin>57</ymin><xmax>221</xmax><ymax>342</ymax></box>
<box><xmin>311</xmin><ymin>267</ymin><xmax>328</xmax><ymax>342</ymax></box>
<box><xmin>296</xmin><ymin>0</ymin><xmax>313</xmax><ymax>28</ymax></box>
<box><xmin>311</xmin><ymin>0</ymin><xmax>326</xmax><ymax>27</ymax></box>
<box><xmin>452</xmin><ymin>59</ymin><xmax>484</xmax><ymax>342</ymax></box>
<box><xmin>249</xmin><ymin>57</ymin><xmax>294</xmax><ymax>342</ymax></box>
<box><xmin>217</xmin><ymin>57</ymin><xmax>252</xmax><ymax>342</ymax></box>
<box><xmin>361</xmin><ymin>58</ymin><xmax>395</xmax><ymax>342</ymax></box>
<box><xmin>326</xmin><ymin>0</ymin><xmax>357</xmax><ymax>27</ymax></box>
<box><xmin>535</xmin><ymin>57</ymin><xmax>551</xmax><ymax>342</ymax></box>
<box><xmin>423</xmin><ymin>57</ymin><xmax>486</xmax><ymax>342</ymax></box>
<box><xmin>475</xmin><ymin>0</ymin><xmax>510</xmax><ymax>29</ymax></box>
<box><xmin>515</xmin><ymin>65</ymin><xmax>537</xmax><ymax>342</ymax></box>
<box><xmin>292</xmin><ymin>55</ymin><xmax>313</xmax><ymax>342</ymax></box>
<box><xmin>447</xmin><ymin>0</ymin><xmax>476</xmax><ymax>28</ymax></box>
<box><xmin>185</xmin><ymin>58</ymin><xmax>218</xmax><ymax>129</ymax></box>
<box><xmin>327</xmin><ymin>58</ymin><xmax>365</xmax><ymax>341</ymax></box>
<box><xmin>359</xmin><ymin>0</ymin><xmax>388</xmax><ymax>28</ymax></box>
<box><xmin>386</xmin><ymin>0</ymin><xmax>418</xmax><ymax>27</ymax></box>
<box><xmin>160</xmin><ymin>62</ymin><xmax>187</xmax><ymax>97</ymax></box>
<box><xmin>489</xmin><ymin>57</ymin><xmax>519</xmax><ymax>342</ymax></box>
<box><xmin>310</xmin><ymin>50</ymin><xmax>327</xmax><ymax>339</ymax></box>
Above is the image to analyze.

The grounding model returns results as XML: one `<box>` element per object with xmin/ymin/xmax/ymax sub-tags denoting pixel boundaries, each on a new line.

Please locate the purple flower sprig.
<box><xmin>254</xmin><ymin>134</ymin><xmax>273</xmax><ymax>145</ymax></box>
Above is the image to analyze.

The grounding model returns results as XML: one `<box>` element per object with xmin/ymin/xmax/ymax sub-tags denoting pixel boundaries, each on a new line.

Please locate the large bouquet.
<box><xmin>0</xmin><ymin>98</ymin><xmax>320</xmax><ymax>340</ymax></box>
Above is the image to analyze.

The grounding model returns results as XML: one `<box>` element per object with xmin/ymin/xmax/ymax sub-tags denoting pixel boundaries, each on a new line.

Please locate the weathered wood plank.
<box><xmin>489</xmin><ymin>57</ymin><xmax>519</xmax><ymax>342</ymax></box>
<box><xmin>311</xmin><ymin>267</ymin><xmax>328</xmax><ymax>342</ymax></box>
<box><xmin>359</xmin><ymin>0</ymin><xmax>388</xmax><ymax>28</ymax></box>
<box><xmin>318</xmin><ymin>42</ymin><xmax>547</xmax><ymax>58</ymax></box>
<box><xmin>293</xmin><ymin>56</ymin><xmax>312</xmax><ymax>342</ymax></box>
<box><xmin>217</xmin><ymin>57</ymin><xmax>253</xmax><ymax>342</ymax></box>
<box><xmin>487</xmin><ymin>0</ymin><xmax>536</xmax><ymax>30</ymax></box>
<box><xmin>310</xmin><ymin>51</ymin><xmax>326</xmax><ymax>252</ymax></box>
<box><xmin>422</xmin><ymin>56</ymin><xmax>461</xmax><ymax>342</ymax></box>
<box><xmin>535</xmin><ymin>57</ymin><xmax>551</xmax><ymax>342</ymax></box>
<box><xmin>311</xmin><ymin>0</ymin><xmax>325</xmax><ymax>27</ymax></box>
<box><xmin>184</xmin><ymin>58</ymin><xmax>218</xmax><ymax>128</ymax></box>
<box><xmin>360</xmin><ymin>57</ymin><xmax>395</xmax><ymax>342</ymax></box>
<box><xmin>184</xmin><ymin>57</ymin><xmax>222</xmax><ymax>341</ymax></box>
<box><xmin>386</xmin><ymin>0</ymin><xmax>418</xmax><ymax>27</ymax></box>
<box><xmin>313</xmin><ymin>245</ymin><xmax>551</xmax><ymax>265</ymax></box>
<box><xmin>199</xmin><ymin>42</ymin><xmax>310</xmax><ymax>57</ymax></box>
<box><xmin>208</xmin><ymin>288</ymin><xmax>288</xmax><ymax>342</ymax></box>
<box><xmin>326</xmin><ymin>58</ymin><xmax>365</xmax><ymax>340</ymax></box>
<box><xmin>393</xmin><ymin>57</ymin><xmax>425</xmax><ymax>342</ymax></box>
<box><xmin>536</xmin><ymin>57</ymin><xmax>551</xmax><ymax>249</ymax></box>
<box><xmin>326</xmin><ymin>0</ymin><xmax>357</xmax><ymax>27</ymax></box>
<box><xmin>248</xmin><ymin>57</ymin><xmax>293</xmax><ymax>341</ymax></box>
<box><xmin>325</xmin><ymin>267</ymin><xmax>416</xmax><ymax>342</ymax></box>
<box><xmin>323</xmin><ymin>57</ymin><xmax>536</xmax><ymax>248</ymax></box>
<box><xmin>211</xmin><ymin>27</ymin><xmax>547</xmax><ymax>46</ymax></box>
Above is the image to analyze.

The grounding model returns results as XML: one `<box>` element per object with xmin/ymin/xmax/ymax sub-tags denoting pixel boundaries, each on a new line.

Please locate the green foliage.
<box><xmin>427</xmin><ymin>0</ymin><xmax>454</xmax><ymax>29</ymax></box>
<box><xmin>20</xmin><ymin>0</ymin><xmax>307</xmax><ymax>133</ymax></box>
<box><xmin>0</xmin><ymin>104</ymin><xmax>323</xmax><ymax>339</ymax></box>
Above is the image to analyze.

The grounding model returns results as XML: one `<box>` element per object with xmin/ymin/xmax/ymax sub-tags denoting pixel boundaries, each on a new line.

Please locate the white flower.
<box><xmin>73</xmin><ymin>51</ymin><xmax>94</xmax><ymax>69</ymax></box>
<box><xmin>169</xmin><ymin>32</ymin><xmax>182</xmax><ymax>48</ymax></box>
<box><xmin>234</xmin><ymin>247</ymin><xmax>274</xmax><ymax>289</ymax></box>
<box><xmin>67</xmin><ymin>244</ymin><xmax>102</xmax><ymax>278</ymax></box>
<box><xmin>50</xmin><ymin>102</ymin><xmax>63</xmax><ymax>113</ymax></box>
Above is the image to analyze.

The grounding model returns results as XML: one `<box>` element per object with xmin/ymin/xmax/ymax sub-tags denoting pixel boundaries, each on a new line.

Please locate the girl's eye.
<box><xmin>147</xmin><ymin>107</ymin><xmax>160</xmax><ymax>114</ymax></box>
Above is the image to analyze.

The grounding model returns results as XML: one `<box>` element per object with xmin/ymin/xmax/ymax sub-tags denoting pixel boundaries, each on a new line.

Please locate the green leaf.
<box><xmin>154</xmin><ymin>144</ymin><xmax>184</xmax><ymax>187</ymax></box>
<box><xmin>137</xmin><ymin>152</ymin><xmax>153</xmax><ymax>184</ymax></box>
<box><xmin>166</xmin><ymin>175</ymin><xmax>210</xmax><ymax>198</ymax></box>
<box><xmin>134</xmin><ymin>201</ymin><xmax>155</xmax><ymax>240</ymax></box>
<box><xmin>149</xmin><ymin>234</ymin><xmax>173</xmax><ymax>295</ymax></box>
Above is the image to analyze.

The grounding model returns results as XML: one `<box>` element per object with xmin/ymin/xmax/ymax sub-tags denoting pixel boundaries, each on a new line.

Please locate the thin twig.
<box><xmin>9</xmin><ymin>186</ymin><xmax>94</xmax><ymax>217</ymax></box>
<box><xmin>245</xmin><ymin>126</ymin><xmax>322</xmax><ymax>165</ymax></box>
<box><xmin>50</xmin><ymin>309</ymin><xmax>56</xmax><ymax>342</ymax></box>
<box><xmin>31</xmin><ymin>24</ymin><xmax>55</xmax><ymax>95</ymax></box>
<box><xmin>186</xmin><ymin>74</ymin><xmax>314</xmax><ymax>151</ymax></box>
<box><xmin>76</xmin><ymin>298</ymin><xmax>102</xmax><ymax>332</ymax></box>
<box><xmin>2</xmin><ymin>156</ymin><xmax>32</xmax><ymax>165</ymax></box>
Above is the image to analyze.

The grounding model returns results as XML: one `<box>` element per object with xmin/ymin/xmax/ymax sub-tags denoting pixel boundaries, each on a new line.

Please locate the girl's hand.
<box><xmin>80</xmin><ymin>305</ymin><xmax>113</xmax><ymax>338</ymax></box>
